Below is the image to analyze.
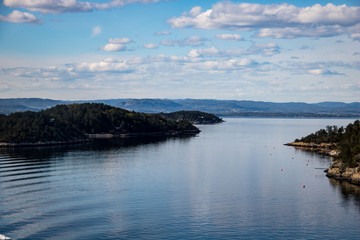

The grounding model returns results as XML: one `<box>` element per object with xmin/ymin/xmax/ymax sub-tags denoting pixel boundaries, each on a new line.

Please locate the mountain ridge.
<box><xmin>0</xmin><ymin>98</ymin><xmax>359</xmax><ymax>117</ymax></box>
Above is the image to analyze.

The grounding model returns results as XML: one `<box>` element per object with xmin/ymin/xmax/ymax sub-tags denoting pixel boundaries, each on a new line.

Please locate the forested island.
<box><xmin>286</xmin><ymin>120</ymin><xmax>360</xmax><ymax>185</ymax></box>
<box><xmin>155</xmin><ymin>111</ymin><xmax>223</xmax><ymax>124</ymax></box>
<box><xmin>0</xmin><ymin>103</ymin><xmax>201</xmax><ymax>146</ymax></box>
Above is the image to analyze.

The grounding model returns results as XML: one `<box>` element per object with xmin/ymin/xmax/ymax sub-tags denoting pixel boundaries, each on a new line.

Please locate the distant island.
<box><xmin>155</xmin><ymin>111</ymin><xmax>224</xmax><ymax>124</ymax></box>
<box><xmin>0</xmin><ymin>98</ymin><xmax>359</xmax><ymax>117</ymax></box>
<box><xmin>0</xmin><ymin>103</ymin><xmax>203</xmax><ymax>147</ymax></box>
<box><xmin>286</xmin><ymin>120</ymin><xmax>360</xmax><ymax>185</ymax></box>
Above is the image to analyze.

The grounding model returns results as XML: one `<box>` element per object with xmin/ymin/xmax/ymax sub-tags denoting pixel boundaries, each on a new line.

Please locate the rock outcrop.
<box><xmin>325</xmin><ymin>160</ymin><xmax>360</xmax><ymax>186</ymax></box>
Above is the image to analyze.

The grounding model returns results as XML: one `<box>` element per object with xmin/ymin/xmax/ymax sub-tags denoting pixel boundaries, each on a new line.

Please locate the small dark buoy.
<box><xmin>303</xmin><ymin>185</ymin><xmax>306</xmax><ymax>188</ymax></box>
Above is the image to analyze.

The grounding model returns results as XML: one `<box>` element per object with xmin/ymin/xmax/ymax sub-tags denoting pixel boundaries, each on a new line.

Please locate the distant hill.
<box><xmin>1</xmin><ymin>98</ymin><xmax>359</xmax><ymax>117</ymax></box>
<box><xmin>0</xmin><ymin>98</ymin><xmax>64</xmax><ymax>114</ymax></box>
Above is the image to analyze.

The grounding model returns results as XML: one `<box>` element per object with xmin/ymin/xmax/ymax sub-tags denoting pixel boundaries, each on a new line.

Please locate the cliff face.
<box><xmin>326</xmin><ymin>160</ymin><xmax>360</xmax><ymax>185</ymax></box>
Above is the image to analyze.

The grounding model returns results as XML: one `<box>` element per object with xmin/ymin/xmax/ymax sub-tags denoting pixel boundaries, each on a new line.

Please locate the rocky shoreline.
<box><xmin>325</xmin><ymin>160</ymin><xmax>360</xmax><ymax>186</ymax></box>
<box><xmin>285</xmin><ymin>141</ymin><xmax>360</xmax><ymax>186</ymax></box>
<box><xmin>284</xmin><ymin>142</ymin><xmax>339</xmax><ymax>156</ymax></box>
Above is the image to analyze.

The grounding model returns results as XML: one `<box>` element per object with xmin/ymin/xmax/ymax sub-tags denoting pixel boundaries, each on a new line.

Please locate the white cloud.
<box><xmin>3</xmin><ymin>0</ymin><xmax>161</xmax><ymax>14</ymax></box>
<box><xmin>144</xmin><ymin>43</ymin><xmax>158</xmax><ymax>49</ymax></box>
<box><xmin>216</xmin><ymin>34</ymin><xmax>243</xmax><ymax>41</ymax></box>
<box><xmin>3</xmin><ymin>53</ymin><xmax>359</xmax><ymax>101</ymax></box>
<box><xmin>3</xmin><ymin>0</ymin><xmax>92</xmax><ymax>14</ymax></box>
<box><xmin>285</xmin><ymin>61</ymin><xmax>349</xmax><ymax>76</ymax></box>
<box><xmin>92</xmin><ymin>26</ymin><xmax>102</xmax><ymax>37</ymax></box>
<box><xmin>254</xmin><ymin>26</ymin><xmax>344</xmax><ymax>39</ymax></box>
<box><xmin>102</xmin><ymin>43</ymin><xmax>127</xmax><ymax>52</ymax></box>
<box><xmin>76</xmin><ymin>59</ymin><xmax>131</xmax><ymax>72</ymax></box>
<box><xmin>161</xmin><ymin>36</ymin><xmax>207</xmax><ymax>47</ymax></box>
<box><xmin>189</xmin><ymin>58</ymin><xmax>257</xmax><ymax>71</ymax></box>
<box><xmin>308</xmin><ymin>69</ymin><xmax>342</xmax><ymax>76</ymax></box>
<box><xmin>188</xmin><ymin>47</ymin><xmax>220</xmax><ymax>58</ymax></box>
<box><xmin>188</xmin><ymin>43</ymin><xmax>280</xmax><ymax>58</ymax></box>
<box><xmin>167</xmin><ymin>2</ymin><xmax>360</xmax><ymax>39</ymax></box>
<box><xmin>101</xmin><ymin>38</ymin><xmax>133</xmax><ymax>52</ymax></box>
<box><xmin>0</xmin><ymin>10</ymin><xmax>42</xmax><ymax>24</ymax></box>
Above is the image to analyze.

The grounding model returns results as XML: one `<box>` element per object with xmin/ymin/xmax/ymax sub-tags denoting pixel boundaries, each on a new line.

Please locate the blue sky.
<box><xmin>0</xmin><ymin>0</ymin><xmax>359</xmax><ymax>102</ymax></box>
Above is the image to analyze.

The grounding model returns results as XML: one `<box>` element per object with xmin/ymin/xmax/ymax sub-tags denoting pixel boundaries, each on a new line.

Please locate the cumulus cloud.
<box><xmin>167</xmin><ymin>2</ymin><xmax>360</xmax><ymax>39</ymax></box>
<box><xmin>188</xmin><ymin>47</ymin><xmax>220</xmax><ymax>58</ymax></box>
<box><xmin>0</xmin><ymin>10</ymin><xmax>42</xmax><ymax>24</ymax></box>
<box><xmin>161</xmin><ymin>36</ymin><xmax>207</xmax><ymax>47</ymax></box>
<box><xmin>3</xmin><ymin>0</ymin><xmax>160</xmax><ymax>14</ymax></box>
<box><xmin>216</xmin><ymin>34</ymin><xmax>243</xmax><ymax>41</ymax></box>
<box><xmin>102</xmin><ymin>43</ymin><xmax>127</xmax><ymax>52</ymax></box>
<box><xmin>76</xmin><ymin>59</ymin><xmax>131</xmax><ymax>72</ymax></box>
<box><xmin>101</xmin><ymin>38</ymin><xmax>133</xmax><ymax>52</ymax></box>
<box><xmin>144</xmin><ymin>43</ymin><xmax>158</xmax><ymax>49</ymax></box>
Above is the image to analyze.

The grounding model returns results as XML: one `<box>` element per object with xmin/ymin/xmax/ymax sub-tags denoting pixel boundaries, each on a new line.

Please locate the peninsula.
<box><xmin>286</xmin><ymin>120</ymin><xmax>360</xmax><ymax>185</ymax></box>
<box><xmin>0</xmin><ymin>103</ymin><xmax>201</xmax><ymax>147</ymax></box>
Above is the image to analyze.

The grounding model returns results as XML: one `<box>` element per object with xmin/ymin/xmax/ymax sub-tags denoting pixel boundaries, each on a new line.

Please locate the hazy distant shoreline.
<box><xmin>1</xmin><ymin>98</ymin><xmax>359</xmax><ymax>118</ymax></box>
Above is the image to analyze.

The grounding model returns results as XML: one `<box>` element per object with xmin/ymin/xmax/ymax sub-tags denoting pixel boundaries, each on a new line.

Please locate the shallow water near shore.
<box><xmin>1</xmin><ymin>118</ymin><xmax>360</xmax><ymax>239</ymax></box>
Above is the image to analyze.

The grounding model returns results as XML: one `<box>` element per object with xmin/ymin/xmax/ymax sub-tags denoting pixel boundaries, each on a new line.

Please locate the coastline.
<box><xmin>0</xmin><ymin>138</ymin><xmax>92</xmax><ymax>147</ymax></box>
<box><xmin>285</xmin><ymin>141</ymin><xmax>360</xmax><ymax>186</ymax></box>
<box><xmin>0</xmin><ymin>129</ymin><xmax>201</xmax><ymax>148</ymax></box>
<box><xmin>284</xmin><ymin>142</ymin><xmax>338</xmax><ymax>156</ymax></box>
<box><xmin>87</xmin><ymin>129</ymin><xmax>200</xmax><ymax>139</ymax></box>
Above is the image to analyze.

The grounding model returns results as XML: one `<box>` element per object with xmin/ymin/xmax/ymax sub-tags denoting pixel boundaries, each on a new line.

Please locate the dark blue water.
<box><xmin>1</xmin><ymin>118</ymin><xmax>360</xmax><ymax>239</ymax></box>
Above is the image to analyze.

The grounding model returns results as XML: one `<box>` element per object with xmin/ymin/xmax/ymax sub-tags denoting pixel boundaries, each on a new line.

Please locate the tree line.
<box><xmin>295</xmin><ymin>120</ymin><xmax>360</xmax><ymax>167</ymax></box>
<box><xmin>155</xmin><ymin>111</ymin><xmax>223</xmax><ymax>124</ymax></box>
<box><xmin>0</xmin><ymin>103</ymin><xmax>199</xmax><ymax>144</ymax></box>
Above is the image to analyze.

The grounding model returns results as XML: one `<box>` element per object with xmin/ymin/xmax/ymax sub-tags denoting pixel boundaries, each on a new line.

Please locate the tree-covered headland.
<box><xmin>0</xmin><ymin>103</ymin><xmax>200</xmax><ymax>145</ymax></box>
<box><xmin>294</xmin><ymin>120</ymin><xmax>360</xmax><ymax>167</ymax></box>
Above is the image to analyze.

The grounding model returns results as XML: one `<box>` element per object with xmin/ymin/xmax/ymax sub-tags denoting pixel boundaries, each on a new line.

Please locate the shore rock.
<box><xmin>326</xmin><ymin>160</ymin><xmax>360</xmax><ymax>186</ymax></box>
<box><xmin>284</xmin><ymin>142</ymin><xmax>337</xmax><ymax>156</ymax></box>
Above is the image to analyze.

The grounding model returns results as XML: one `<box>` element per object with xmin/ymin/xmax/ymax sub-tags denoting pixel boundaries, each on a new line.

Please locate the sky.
<box><xmin>0</xmin><ymin>0</ymin><xmax>359</xmax><ymax>103</ymax></box>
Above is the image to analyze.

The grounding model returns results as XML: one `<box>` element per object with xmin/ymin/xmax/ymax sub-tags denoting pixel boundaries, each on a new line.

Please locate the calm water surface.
<box><xmin>1</xmin><ymin>118</ymin><xmax>360</xmax><ymax>239</ymax></box>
